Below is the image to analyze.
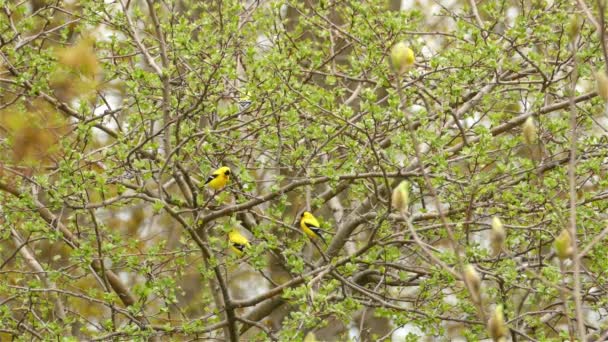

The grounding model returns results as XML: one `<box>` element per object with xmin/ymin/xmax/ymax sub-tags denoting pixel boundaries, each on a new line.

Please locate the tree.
<box><xmin>1</xmin><ymin>0</ymin><xmax>607</xmax><ymax>340</ymax></box>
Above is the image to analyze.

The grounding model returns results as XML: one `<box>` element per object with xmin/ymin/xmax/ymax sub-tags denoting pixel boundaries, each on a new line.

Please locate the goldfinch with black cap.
<box><xmin>205</xmin><ymin>166</ymin><xmax>231</xmax><ymax>190</ymax></box>
<box><xmin>300</xmin><ymin>211</ymin><xmax>326</xmax><ymax>244</ymax></box>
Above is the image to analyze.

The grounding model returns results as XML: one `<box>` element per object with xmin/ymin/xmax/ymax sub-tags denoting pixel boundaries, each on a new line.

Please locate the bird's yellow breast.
<box><xmin>229</xmin><ymin>230</ymin><xmax>250</xmax><ymax>256</ymax></box>
<box><xmin>300</xmin><ymin>212</ymin><xmax>321</xmax><ymax>239</ymax></box>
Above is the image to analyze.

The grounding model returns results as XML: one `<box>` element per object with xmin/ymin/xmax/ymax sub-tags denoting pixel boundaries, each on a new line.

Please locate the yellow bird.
<box><xmin>228</xmin><ymin>230</ymin><xmax>250</xmax><ymax>257</ymax></box>
<box><xmin>205</xmin><ymin>166</ymin><xmax>231</xmax><ymax>190</ymax></box>
<box><xmin>300</xmin><ymin>211</ymin><xmax>326</xmax><ymax>244</ymax></box>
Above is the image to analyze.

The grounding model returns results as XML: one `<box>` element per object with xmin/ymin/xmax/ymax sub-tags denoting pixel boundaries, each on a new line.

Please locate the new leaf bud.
<box><xmin>391</xmin><ymin>181</ymin><xmax>410</xmax><ymax>213</ymax></box>
<box><xmin>390</xmin><ymin>42</ymin><xmax>415</xmax><ymax>74</ymax></box>
<box><xmin>595</xmin><ymin>71</ymin><xmax>608</xmax><ymax>101</ymax></box>
<box><xmin>555</xmin><ymin>229</ymin><xmax>573</xmax><ymax>260</ymax></box>
<box><xmin>463</xmin><ymin>264</ymin><xmax>481</xmax><ymax>303</ymax></box>
<box><xmin>567</xmin><ymin>15</ymin><xmax>581</xmax><ymax>41</ymax></box>
<box><xmin>490</xmin><ymin>216</ymin><xmax>506</xmax><ymax>255</ymax></box>
<box><xmin>522</xmin><ymin>117</ymin><xmax>537</xmax><ymax>145</ymax></box>
<box><xmin>488</xmin><ymin>305</ymin><xmax>508</xmax><ymax>341</ymax></box>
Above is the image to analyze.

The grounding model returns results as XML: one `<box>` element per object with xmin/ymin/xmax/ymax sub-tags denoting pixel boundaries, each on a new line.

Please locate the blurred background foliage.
<box><xmin>1</xmin><ymin>0</ymin><xmax>607</xmax><ymax>341</ymax></box>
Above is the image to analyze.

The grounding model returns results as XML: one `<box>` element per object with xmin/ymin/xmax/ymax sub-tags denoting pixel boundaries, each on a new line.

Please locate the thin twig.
<box><xmin>10</xmin><ymin>229</ymin><xmax>68</xmax><ymax>324</ymax></box>
<box><xmin>145</xmin><ymin>0</ymin><xmax>172</xmax><ymax>157</ymax></box>
<box><xmin>568</xmin><ymin>35</ymin><xmax>586</xmax><ymax>340</ymax></box>
<box><xmin>394</xmin><ymin>74</ymin><xmax>485</xmax><ymax>322</ymax></box>
<box><xmin>595</xmin><ymin>0</ymin><xmax>608</xmax><ymax>72</ymax></box>
<box><xmin>576</xmin><ymin>0</ymin><xmax>601</xmax><ymax>32</ymax></box>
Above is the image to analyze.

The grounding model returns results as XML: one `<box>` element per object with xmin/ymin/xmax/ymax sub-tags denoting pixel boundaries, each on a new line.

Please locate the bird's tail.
<box><xmin>317</xmin><ymin>232</ymin><xmax>327</xmax><ymax>245</ymax></box>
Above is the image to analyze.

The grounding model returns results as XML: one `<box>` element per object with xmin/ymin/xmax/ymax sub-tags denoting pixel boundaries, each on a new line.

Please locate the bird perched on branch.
<box><xmin>300</xmin><ymin>211</ymin><xmax>326</xmax><ymax>244</ymax></box>
<box><xmin>228</xmin><ymin>230</ymin><xmax>250</xmax><ymax>257</ymax></box>
<box><xmin>205</xmin><ymin>166</ymin><xmax>231</xmax><ymax>190</ymax></box>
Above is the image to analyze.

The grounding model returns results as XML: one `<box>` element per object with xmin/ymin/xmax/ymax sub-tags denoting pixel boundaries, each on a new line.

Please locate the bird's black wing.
<box><xmin>305</xmin><ymin>223</ymin><xmax>326</xmax><ymax>244</ymax></box>
<box><xmin>204</xmin><ymin>174</ymin><xmax>218</xmax><ymax>184</ymax></box>
<box><xmin>305</xmin><ymin>222</ymin><xmax>319</xmax><ymax>229</ymax></box>
<box><xmin>315</xmin><ymin>229</ymin><xmax>327</xmax><ymax>245</ymax></box>
<box><xmin>232</xmin><ymin>243</ymin><xmax>245</xmax><ymax>252</ymax></box>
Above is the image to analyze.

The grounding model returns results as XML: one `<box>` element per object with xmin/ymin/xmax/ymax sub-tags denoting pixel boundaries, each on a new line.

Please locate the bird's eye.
<box><xmin>225</xmin><ymin>170</ymin><xmax>231</xmax><ymax>175</ymax></box>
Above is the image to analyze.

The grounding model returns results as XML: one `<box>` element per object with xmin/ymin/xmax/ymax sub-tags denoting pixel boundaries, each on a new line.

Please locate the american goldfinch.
<box><xmin>300</xmin><ymin>211</ymin><xmax>326</xmax><ymax>244</ymax></box>
<box><xmin>228</xmin><ymin>230</ymin><xmax>250</xmax><ymax>257</ymax></box>
<box><xmin>205</xmin><ymin>166</ymin><xmax>231</xmax><ymax>190</ymax></box>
